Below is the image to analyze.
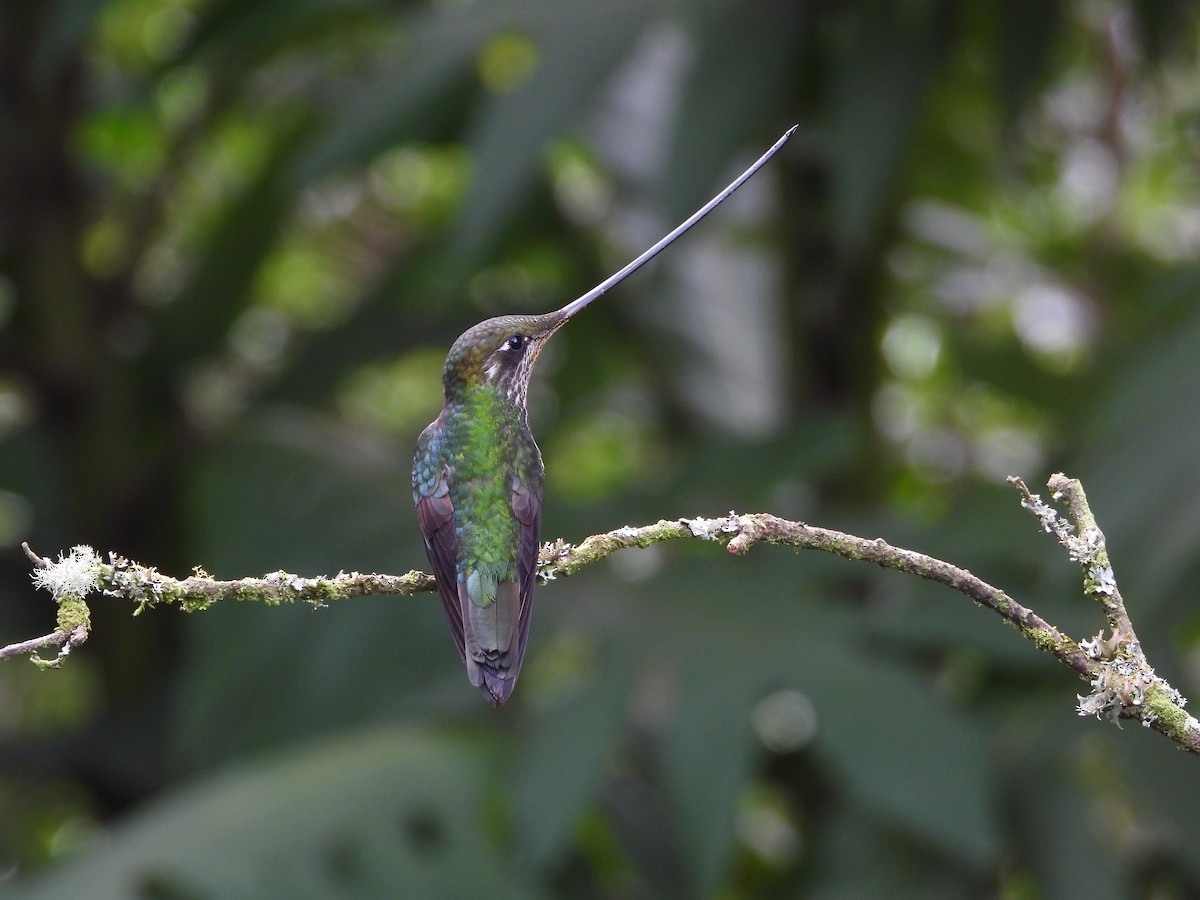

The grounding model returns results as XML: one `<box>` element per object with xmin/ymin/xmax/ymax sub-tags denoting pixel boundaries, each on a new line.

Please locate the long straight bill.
<box><xmin>556</xmin><ymin>124</ymin><xmax>798</xmax><ymax>319</ymax></box>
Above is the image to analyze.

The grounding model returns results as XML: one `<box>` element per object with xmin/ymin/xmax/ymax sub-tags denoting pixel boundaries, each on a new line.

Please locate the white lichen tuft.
<box><xmin>536</xmin><ymin>538</ymin><xmax>574</xmax><ymax>583</ymax></box>
<box><xmin>685</xmin><ymin>515</ymin><xmax>741</xmax><ymax>540</ymax></box>
<box><xmin>31</xmin><ymin>546</ymin><xmax>101</xmax><ymax>600</ymax></box>
<box><xmin>1076</xmin><ymin>659</ymin><xmax>1144</xmax><ymax>728</ymax></box>
<box><xmin>103</xmin><ymin>552</ymin><xmax>165</xmax><ymax>608</ymax></box>
<box><xmin>1090</xmin><ymin>564</ymin><xmax>1117</xmax><ymax>595</ymax></box>
<box><xmin>1066</xmin><ymin>527</ymin><xmax>1104</xmax><ymax>565</ymax></box>
<box><xmin>1020</xmin><ymin>491</ymin><xmax>1075</xmax><ymax>540</ymax></box>
<box><xmin>1076</xmin><ymin>654</ymin><xmax>1189</xmax><ymax>732</ymax></box>
<box><xmin>1079</xmin><ymin>628</ymin><xmax>1123</xmax><ymax>659</ymax></box>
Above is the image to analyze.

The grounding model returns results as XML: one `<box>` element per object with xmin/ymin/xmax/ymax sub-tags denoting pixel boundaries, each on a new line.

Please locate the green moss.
<box><xmin>228</xmin><ymin>584</ymin><xmax>276</xmax><ymax>606</ymax></box>
<box><xmin>180</xmin><ymin>593</ymin><xmax>214</xmax><ymax>613</ymax></box>
<box><xmin>55</xmin><ymin>596</ymin><xmax>91</xmax><ymax>633</ymax></box>
<box><xmin>1028</xmin><ymin>628</ymin><xmax>1059</xmax><ymax>654</ymax></box>
<box><xmin>1144</xmin><ymin>684</ymin><xmax>1191</xmax><ymax>734</ymax></box>
<box><xmin>307</xmin><ymin>580</ymin><xmax>342</xmax><ymax>605</ymax></box>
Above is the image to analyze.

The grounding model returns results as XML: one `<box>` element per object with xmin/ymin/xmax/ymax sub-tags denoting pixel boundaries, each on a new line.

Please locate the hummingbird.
<box><xmin>413</xmin><ymin>126</ymin><xmax>796</xmax><ymax>706</ymax></box>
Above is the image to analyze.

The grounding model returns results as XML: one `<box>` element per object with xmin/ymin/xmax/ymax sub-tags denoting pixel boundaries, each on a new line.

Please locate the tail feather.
<box><xmin>466</xmin><ymin>659</ymin><xmax>516</xmax><ymax>707</ymax></box>
<box><xmin>461</xmin><ymin>577</ymin><xmax>523</xmax><ymax>706</ymax></box>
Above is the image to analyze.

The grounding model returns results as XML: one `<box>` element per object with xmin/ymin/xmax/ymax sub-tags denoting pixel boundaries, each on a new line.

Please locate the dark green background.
<box><xmin>3</xmin><ymin>0</ymin><xmax>1200</xmax><ymax>896</ymax></box>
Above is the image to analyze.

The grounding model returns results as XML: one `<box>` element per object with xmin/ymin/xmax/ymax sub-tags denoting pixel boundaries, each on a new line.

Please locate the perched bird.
<box><xmin>413</xmin><ymin>126</ymin><xmax>796</xmax><ymax>705</ymax></box>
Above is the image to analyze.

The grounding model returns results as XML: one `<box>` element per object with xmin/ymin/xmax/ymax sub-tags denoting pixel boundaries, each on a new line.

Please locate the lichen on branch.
<box><xmin>4</xmin><ymin>473</ymin><xmax>1199</xmax><ymax>755</ymax></box>
<box><xmin>1010</xmin><ymin>474</ymin><xmax>1199</xmax><ymax>752</ymax></box>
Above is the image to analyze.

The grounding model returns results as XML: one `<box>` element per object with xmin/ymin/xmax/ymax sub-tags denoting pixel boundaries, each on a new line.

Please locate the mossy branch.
<box><xmin>5</xmin><ymin>473</ymin><xmax>1197</xmax><ymax>753</ymax></box>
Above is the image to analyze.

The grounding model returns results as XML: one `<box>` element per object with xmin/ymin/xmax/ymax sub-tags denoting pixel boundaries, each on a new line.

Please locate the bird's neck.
<box><xmin>446</xmin><ymin>382</ymin><xmax>529</xmax><ymax>429</ymax></box>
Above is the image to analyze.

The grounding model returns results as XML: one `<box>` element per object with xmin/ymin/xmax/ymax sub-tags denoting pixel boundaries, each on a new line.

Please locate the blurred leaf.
<box><xmin>11</xmin><ymin>726</ymin><xmax>542</xmax><ymax>899</ymax></box>
<box><xmin>667</xmin><ymin>417</ymin><xmax>864</xmax><ymax>512</ymax></box>
<box><xmin>513</xmin><ymin>634</ymin><xmax>641</xmax><ymax>866</ymax></box>
<box><xmin>452</xmin><ymin>0</ymin><xmax>658</xmax><ymax>265</ymax></box>
<box><xmin>265</xmin><ymin>245</ymin><xmax>448</xmax><ymax>407</ymax></box>
<box><xmin>862</xmin><ymin>575</ymin><xmax>1050</xmax><ymax>670</ymax></box>
<box><xmin>658</xmin><ymin>600</ymin><xmax>768</xmax><ymax>895</ymax></box>
<box><xmin>171</xmin><ymin>410</ymin><xmax>472</xmax><ymax>771</ymax></box>
<box><xmin>31</xmin><ymin>0</ymin><xmax>110</xmax><ymax>86</ymax></box>
<box><xmin>183</xmin><ymin>0</ymin><xmax>386</xmax><ymax>68</ymax></box>
<box><xmin>289</xmin><ymin>6</ymin><xmax>486</xmax><ymax>186</ymax></box>
<box><xmin>989</xmin><ymin>0</ymin><xmax>1066</xmax><ymax>127</ymax></box>
<box><xmin>1071</xmin><ymin>311</ymin><xmax>1200</xmax><ymax>624</ymax></box>
<box><xmin>807</xmin><ymin>807</ymin><xmax>977</xmax><ymax>899</ymax></box>
<box><xmin>1132</xmin><ymin>0</ymin><xmax>1200</xmax><ymax>64</ymax></box>
<box><xmin>804</xmin><ymin>630</ymin><xmax>999</xmax><ymax>871</ymax></box>
<box><xmin>828</xmin><ymin>0</ymin><xmax>951</xmax><ymax>247</ymax></box>
<box><xmin>1115</xmin><ymin>731</ymin><xmax>1200</xmax><ymax>884</ymax></box>
<box><xmin>1013</xmin><ymin>755</ymin><xmax>1127</xmax><ymax>900</ymax></box>
<box><xmin>658</xmin><ymin>0</ymin><xmax>807</xmax><ymax>222</ymax></box>
<box><xmin>150</xmin><ymin>118</ymin><xmax>312</xmax><ymax>375</ymax></box>
<box><xmin>647</xmin><ymin>554</ymin><xmax>997</xmax><ymax>889</ymax></box>
<box><xmin>186</xmin><ymin>409</ymin><xmax>412</xmax><ymax>574</ymax></box>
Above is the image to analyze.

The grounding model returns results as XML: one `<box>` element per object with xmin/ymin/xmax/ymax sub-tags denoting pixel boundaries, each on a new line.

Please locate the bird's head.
<box><xmin>441</xmin><ymin>310</ymin><xmax>570</xmax><ymax>407</ymax></box>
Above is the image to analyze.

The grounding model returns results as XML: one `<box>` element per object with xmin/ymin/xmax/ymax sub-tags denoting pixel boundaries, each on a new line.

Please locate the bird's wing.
<box><xmin>510</xmin><ymin>472</ymin><xmax>543</xmax><ymax>668</ymax></box>
<box><xmin>415</xmin><ymin>467</ymin><xmax>465</xmax><ymax>661</ymax></box>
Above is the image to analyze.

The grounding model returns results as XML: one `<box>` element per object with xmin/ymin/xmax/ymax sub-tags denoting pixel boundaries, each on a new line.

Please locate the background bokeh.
<box><xmin>4</xmin><ymin>0</ymin><xmax>1200</xmax><ymax>896</ymax></box>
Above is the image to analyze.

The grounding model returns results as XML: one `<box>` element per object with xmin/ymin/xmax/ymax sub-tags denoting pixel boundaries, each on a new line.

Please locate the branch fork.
<box><xmin>1010</xmin><ymin>474</ymin><xmax>1197</xmax><ymax>747</ymax></box>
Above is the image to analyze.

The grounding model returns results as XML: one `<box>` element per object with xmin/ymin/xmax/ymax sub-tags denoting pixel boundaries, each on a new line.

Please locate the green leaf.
<box><xmin>1115</xmin><ymin>731</ymin><xmax>1200</xmax><ymax>883</ymax></box>
<box><xmin>10</xmin><ymin>727</ymin><xmax>541</xmax><ymax>899</ymax></box>
<box><xmin>1071</xmin><ymin>311</ymin><xmax>1200</xmax><ymax>622</ymax></box>
<box><xmin>181</xmin><ymin>0</ymin><xmax>386</xmax><ymax>70</ymax></box>
<box><xmin>648</xmin><ymin>554</ymin><xmax>998</xmax><ymax>888</ymax></box>
<box><xmin>265</xmin><ymin>245</ymin><xmax>448</xmax><ymax>408</ymax></box>
<box><xmin>171</xmin><ymin>410</ymin><xmax>473</xmax><ymax>772</ymax></box>
<box><xmin>659</xmin><ymin>614</ymin><xmax>766</xmax><ymax>894</ymax></box>
<box><xmin>807</xmin><ymin>643</ymin><xmax>999</xmax><ymax>871</ymax></box>
<box><xmin>150</xmin><ymin>119</ymin><xmax>311</xmax><ymax>374</ymax></box>
<box><xmin>513</xmin><ymin>632</ymin><xmax>641</xmax><ymax>865</ymax></box>
<box><xmin>807</xmin><ymin>807</ymin><xmax>978</xmax><ymax>899</ymax></box>
<box><xmin>658</xmin><ymin>0</ymin><xmax>807</xmax><ymax>223</ymax></box>
<box><xmin>989</xmin><ymin>0</ymin><xmax>1067</xmax><ymax>127</ymax></box>
<box><xmin>289</xmin><ymin>7</ymin><xmax>486</xmax><ymax>186</ymax></box>
<box><xmin>1012</xmin><ymin>750</ymin><xmax>1125</xmax><ymax>900</ymax></box>
<box><xmin>828</xmin><ymin>0</ymin><xmax>951</xmax><ymax>247</ymax></box>
<box><xmin>451</xmin><ymin>0</ymin><xmax>658</xmax><ymax>266</ymax></box>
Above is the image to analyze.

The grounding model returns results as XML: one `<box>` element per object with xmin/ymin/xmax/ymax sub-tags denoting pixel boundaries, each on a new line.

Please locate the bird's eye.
<box><xmin>506</xmin><ymin>334</ymin><xmax>526</xmax><ymax>351</ymax></box>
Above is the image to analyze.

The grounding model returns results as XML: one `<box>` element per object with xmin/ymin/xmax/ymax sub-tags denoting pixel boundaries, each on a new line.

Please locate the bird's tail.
<box><xmin>461</xmin><ymin>576</ymin><xmax>525</xmax><ymax>707</ymax></box>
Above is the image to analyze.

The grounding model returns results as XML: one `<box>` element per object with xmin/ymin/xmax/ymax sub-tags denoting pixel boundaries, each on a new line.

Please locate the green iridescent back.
<box><xmin>422</xmin><ymin>311</ymin><xmax>557</xmax><ymax>594</ymax></box>
<box><xmin>436</xmin><ymin>383</ymin><xmax>540</xmax><ymax>594</ymax></box>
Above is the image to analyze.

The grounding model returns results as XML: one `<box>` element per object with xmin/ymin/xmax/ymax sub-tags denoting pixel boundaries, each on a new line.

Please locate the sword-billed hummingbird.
<box><xmin>413</xmin><ymin>126</ymin><xmax>796</xmax><ymax>706</ymax></box>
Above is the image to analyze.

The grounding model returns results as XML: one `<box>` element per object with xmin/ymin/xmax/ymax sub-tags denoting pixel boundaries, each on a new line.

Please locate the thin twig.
<box><xmin>0</xmin><ymin>625</ymin><xmax>88</xmax><ymax>664</ymax></box>
<box><xmin>21</xmin><ymin>541</ymin><xmax>48</xmax><ymax>569</ymax></box>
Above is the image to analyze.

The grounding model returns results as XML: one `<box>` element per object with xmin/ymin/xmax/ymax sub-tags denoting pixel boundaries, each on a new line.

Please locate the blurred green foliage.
<box><xmin>3</xmin><ymin>0</ymin><xmax>1200</xmax><ymax>896</ymax></box>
